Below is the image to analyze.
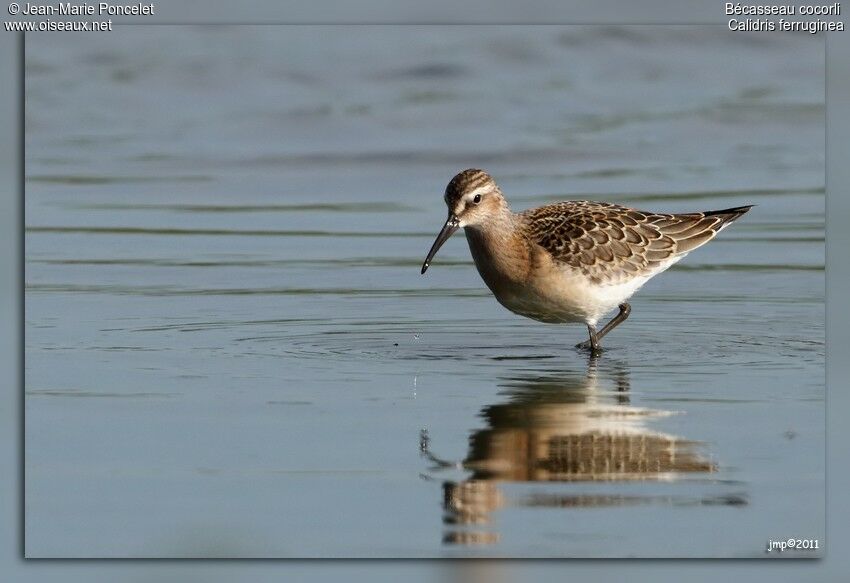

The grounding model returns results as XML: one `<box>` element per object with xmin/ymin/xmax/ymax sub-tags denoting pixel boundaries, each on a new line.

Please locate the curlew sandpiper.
<box><xmin>421</xmin><ymin>169</ymin><xmax>752</xmax><ymax>353</ymax></box>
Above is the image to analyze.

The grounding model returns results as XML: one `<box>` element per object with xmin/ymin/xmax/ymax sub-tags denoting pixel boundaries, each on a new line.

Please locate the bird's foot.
<box><xmin>574</xmin><ymin>340</ymin><xmax>603</xmax><ymax>355</ymax></box>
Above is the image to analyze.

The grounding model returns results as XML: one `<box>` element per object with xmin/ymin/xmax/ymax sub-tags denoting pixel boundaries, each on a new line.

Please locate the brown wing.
<box><xmin>521</xmin><ymin>201</ymin><xmax>752</xmax><ymax>285</ymax></box>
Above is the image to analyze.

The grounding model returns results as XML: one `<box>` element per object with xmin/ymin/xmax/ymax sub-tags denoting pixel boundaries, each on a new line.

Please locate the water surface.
<box><xmin>25</xmin><ymin>26</ymin><xmax>824</xmax><ymax>557</ymax></box>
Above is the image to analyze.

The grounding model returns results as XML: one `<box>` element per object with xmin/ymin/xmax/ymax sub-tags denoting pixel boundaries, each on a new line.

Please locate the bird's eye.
<box><xmin>472</xmin><ymin>194</ymin><xmax>482</xmax><ymax>204</ymax></box>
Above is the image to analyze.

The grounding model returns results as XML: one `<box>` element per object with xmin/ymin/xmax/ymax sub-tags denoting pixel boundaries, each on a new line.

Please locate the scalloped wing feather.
<box><xmin>521</xmin><ymin>201</ymin><xmax>751</xmax><ymax>284</ymax></box>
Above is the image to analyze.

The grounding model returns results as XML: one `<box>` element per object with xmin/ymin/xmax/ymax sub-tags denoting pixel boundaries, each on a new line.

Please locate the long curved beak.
<box><xmin>421</xmin><ymin>215</ymin><xmax>460</xmax><ymax>274</ymax></box>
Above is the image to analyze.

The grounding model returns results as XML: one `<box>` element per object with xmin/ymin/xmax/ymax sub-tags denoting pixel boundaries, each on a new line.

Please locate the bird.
<box><xmin>420</xmin><ymin>168</ymin><xmax>752</xmax><ymax>353</ymax></box>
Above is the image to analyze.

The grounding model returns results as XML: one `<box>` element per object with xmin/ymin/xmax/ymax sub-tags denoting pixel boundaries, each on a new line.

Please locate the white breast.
<box><xmin>464</xmin><ymin>224</ymin><xmax>686</xmax><ymax>327</ymax></box>
<box><xmin>502</xmin><ymin>254</ymin><xmax>685</xmax><ymax>327</ymax></box>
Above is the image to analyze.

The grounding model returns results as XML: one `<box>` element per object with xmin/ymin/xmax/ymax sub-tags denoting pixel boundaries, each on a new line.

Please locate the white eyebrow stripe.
<box><xmin>466</xmin><ymin>185</ymin><xmax>492</xmax><ymax>199</ymax></box>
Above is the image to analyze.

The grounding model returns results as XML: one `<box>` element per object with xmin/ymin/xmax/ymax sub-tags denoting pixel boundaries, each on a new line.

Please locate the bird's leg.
<box><xmin>575</xmin><ymin>303</ymin><xmax>631</xmax><ymax>351</ymax></box>
<box><xmin>597</xmin><ymin>303</ymin><xmax>631</xmax><ymax>341</ymax></box>
<box><xmin>575</xmin><ymin>324</ymin><xmax>601</xmax><ymax>353</ymax></box>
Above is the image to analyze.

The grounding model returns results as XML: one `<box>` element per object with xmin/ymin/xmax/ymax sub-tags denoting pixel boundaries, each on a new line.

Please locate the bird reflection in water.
<box><xmin>420</xmin><ymin>356</ymin><xmax>735</xmax><ymax>546</ymax></box>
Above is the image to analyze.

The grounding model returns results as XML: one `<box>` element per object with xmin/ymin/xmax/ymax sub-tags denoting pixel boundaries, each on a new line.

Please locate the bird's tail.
<box><xmin>703</xmin><ymin>205</ymin><xmax>754</xmax><ymax>227</ymax></box>
<box><xmin>664</xmin><ymin>205</ymin><xmax>753</xmax><ymax>254</ymax></box>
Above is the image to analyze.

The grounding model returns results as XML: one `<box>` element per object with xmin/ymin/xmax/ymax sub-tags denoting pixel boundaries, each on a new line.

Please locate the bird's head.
<box><xmin>421</xmin><ymin>169</ymin><xmax>508</xmax><ymax>274</ymax></box>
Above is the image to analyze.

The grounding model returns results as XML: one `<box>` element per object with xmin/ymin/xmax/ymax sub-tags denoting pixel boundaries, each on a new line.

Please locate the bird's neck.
<box><xmin>463</xmin><ymin>210</ymin><xmax>531</xmax><ymax>284</ymax></box>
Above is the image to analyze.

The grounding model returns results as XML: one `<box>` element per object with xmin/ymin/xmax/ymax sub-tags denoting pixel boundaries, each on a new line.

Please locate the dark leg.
<box><xmin>574</xmin><ymin>324</ymin><xmax>602</xmax><ymax>353</ymax></box>
<box><xmin>597</xmin><ymin>302</ymin><xmax>631</xmax><ymax>341</ymax></box>
<box><xmin>575</xmin><ymin>303</ymin><xmax>632</xmax><ymax>351</ymax></box>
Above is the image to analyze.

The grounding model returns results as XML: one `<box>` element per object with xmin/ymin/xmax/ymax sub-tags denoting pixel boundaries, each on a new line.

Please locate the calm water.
<box><xmin>24</xmin><ymin>26</ymin><xmax>824</xmax><ymax>557</ymax></box>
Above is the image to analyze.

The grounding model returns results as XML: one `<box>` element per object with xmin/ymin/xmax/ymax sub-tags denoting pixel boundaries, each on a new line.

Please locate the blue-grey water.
<box><xmin>24</xmin><ymin>26</ymin><xmax>824</xmax><ymax>557</ymax></box>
